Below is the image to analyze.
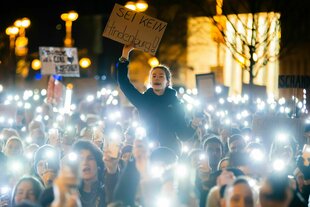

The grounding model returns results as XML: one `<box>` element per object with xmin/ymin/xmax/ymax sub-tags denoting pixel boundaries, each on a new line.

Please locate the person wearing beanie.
<box><xmin>33</xmin><ymin>144</ymin><xmax>61</xmax><ymax>188</ymax></box>
<box><xmin>72</xmin><ymin>139</ymin><xmax>120</xmax><ymax>207</ymax></box>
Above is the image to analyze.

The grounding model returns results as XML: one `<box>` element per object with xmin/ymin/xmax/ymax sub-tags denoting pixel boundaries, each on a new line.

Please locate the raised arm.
<box><xmin>117</xmin><ymin>44</ymin><xmax>144</xmax><ymax>108</ymax></box>
<box><xmin>121</xmin><ymin>44</ymin><xmax>134</xmax><ymax>60</ymax></box>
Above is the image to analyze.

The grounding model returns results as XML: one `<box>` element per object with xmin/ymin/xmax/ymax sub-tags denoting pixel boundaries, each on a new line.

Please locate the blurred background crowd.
<box><xmin>0</xmin><ymin>81</ymin><xmax>309</xmax><ymax>207</ymax></box>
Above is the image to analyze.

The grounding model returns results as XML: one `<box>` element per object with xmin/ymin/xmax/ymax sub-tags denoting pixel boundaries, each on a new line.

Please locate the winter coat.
<box><xmin>117</xmin><ymin>61</ymin><xmax>195</xmax><ymax>153</ymax></box>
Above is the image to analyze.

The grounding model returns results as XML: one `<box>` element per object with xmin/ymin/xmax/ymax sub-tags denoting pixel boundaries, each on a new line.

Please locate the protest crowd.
<box><xmin>0</xmin><ymin>52</ymin><xmax>310</xmax><ymax>207</ymax></box>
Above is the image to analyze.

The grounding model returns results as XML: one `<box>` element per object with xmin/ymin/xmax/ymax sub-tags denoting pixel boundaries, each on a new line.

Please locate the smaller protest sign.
<box><xmin>39</xmin><ymin>47</ymin><xmax>80</xmax><ymax>77</ymax></box>
<box><xmin>278</xmin><ymin>75</ymin><xmax>310</xmax><ymax>89</ymax></box>
<box><xmin>196</xmin><ymin>72</ymin><xmax>216</xmax><ymax>100</ymax></box>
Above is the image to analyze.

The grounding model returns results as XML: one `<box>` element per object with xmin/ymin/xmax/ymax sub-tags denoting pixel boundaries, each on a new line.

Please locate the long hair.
<box><xmin>72</xmin><ymin>139</ymin><xmax>105</xmax><ymax>183</ymax></box>
<box><xmin>149</xmin><ymin>64</ymin><xmax>172</xmax><ymax>87</ymax></box>
<box><xmin>11</xmin><ymin>176</ymin><xmax>44</xmax><ymax>207</ymax></box>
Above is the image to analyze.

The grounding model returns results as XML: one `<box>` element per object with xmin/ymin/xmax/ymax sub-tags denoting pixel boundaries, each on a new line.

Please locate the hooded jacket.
<box><xmin>117</xmin><ymin>61</ymin><xmax>195</xmax><ymax>153</ymax></box>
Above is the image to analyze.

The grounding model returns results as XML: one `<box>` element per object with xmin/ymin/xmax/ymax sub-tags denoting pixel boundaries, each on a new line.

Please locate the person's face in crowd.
<box><xmin>150</xmin><ymin>68</ymin><xmax>168</xmax><ymax>92</ymax></box>
<box><xmin>14</xmin><ymin>180</ymin><xmax>37</xmax><ymax>204</ymax></box>
<box><xmin>205</xmin><ymin>142</ymin><xmax>223</xmax><ymax>168</ymax></box>
<box><xmin>218</xmin><ymin>159</ymin><xmax>229</xmax><ymax>170</ymax></box>
<box><xmin>81</xmin><ymin>127</ymin><xmax>93</xmax><ymax>140</ymax></box>
<box><xmin>226</xmin><ymin>183</ymin><xmax>254</xmax><ymax>207</ymax></box>
<box><xmin>259</xmin><ymin>179</ymin><xmax>293</xmax><ymax>207</ymax></box>
<box><xmin>79</xmin><ymin>149</ymin><xmax>98</xmax><ymax>182</ymax></box>
<box><xmin>229</xmin><ymin>139</ymin><xmax>245</xmax><ymax>152</ymax></box>
<box><xmin>219</xmin><ymin>127</ymin><xmax>230</xmax><ymax>143</ymax></box>
<box><xmin>36</xmin><ymin>160</ymin><xmax>47</xmax><ymax>177</ymax></box>
<box><xmin>121</xmin><ymin>151</ymin><xmax>132</xmax><ymax>164</ymax></box>
<box><xmin>48</xmin><ymin>129</ymin><xmax>61</xmax><ymax>147</ymax></box>
<box><xmin>4</xmin><ymin>139</ymin><xmax>23</xmax><ymax>157</ymax></box>
<box><xmin>30</xmin><ymin>129</ymin><xmax>46</xmax><ymax>146</ymax></box>
<box><xmin>28</xmin><ymin>120</ymin><xmax>44</xmax><ymax>132</ymax></box>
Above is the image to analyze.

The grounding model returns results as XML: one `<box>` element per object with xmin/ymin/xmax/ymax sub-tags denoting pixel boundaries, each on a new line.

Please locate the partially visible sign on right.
<box><xmin>278</xmin><ymin>75</ymin><xmax>310</xmax><ymax>88</ymax></box>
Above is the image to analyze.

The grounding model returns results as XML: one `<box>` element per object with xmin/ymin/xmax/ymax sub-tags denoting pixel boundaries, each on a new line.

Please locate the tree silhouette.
<box><xmin>149</xmin><ymin>0</ymin><xmax>291</xmax><ymax>95</ymax></box>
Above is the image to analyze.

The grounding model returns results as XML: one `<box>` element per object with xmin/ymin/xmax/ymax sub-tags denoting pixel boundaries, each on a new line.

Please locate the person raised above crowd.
<box><xmin>117</xmin><ymin>44</ymin><xmax>201</xmax><ymax>155</ymax></box>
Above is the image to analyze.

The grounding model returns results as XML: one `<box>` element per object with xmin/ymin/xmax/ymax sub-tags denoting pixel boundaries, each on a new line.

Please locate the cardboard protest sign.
<box><xmin>39</xmin><ymin>47</ymin><xmax>80</xmax><ymax>77</ymax></box>
<box><xmin>103</xmin><ymin>3</ymin><xmax>167</xmax><ymax>55</ymax></box>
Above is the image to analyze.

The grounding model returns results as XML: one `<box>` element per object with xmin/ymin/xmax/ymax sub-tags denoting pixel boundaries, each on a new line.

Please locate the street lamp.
<box><xmin>148</xmin><ymin>57</ymin><xmax>159</xmax><ymax>67</ymax></box>
<box><xmin>79</xmin><ymin>58</ymin><xmax>91</xmax><ymax>69</ymax></box>
<box><xmin>125</xmin><ymin>0</ymin><xmax>148</xmax><ymax>12</ymax></box>
<box><xmin>5</xmin><ymin>26</ymin><xmax>19</xmax><ymax>51</ymax></box>
<box><xmin>61</xmin><ymin>11</ymin><xmax>79</xmax><ymax>47</ymax></box>
<box><xmin>14</xmin><ymin>17</ymin><xmax>31</xmax><ymax>57</ymax></box>
<box><xmin>31</xmin><ymin>59</ymin><xmax>41</xmax><ymax>70</ymax></box>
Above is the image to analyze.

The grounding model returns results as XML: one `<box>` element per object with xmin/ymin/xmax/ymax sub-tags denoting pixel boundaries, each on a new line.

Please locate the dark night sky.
<box><xmin>0</xmin><ymin>0</ymin><xmax>125</xmax><ymax>54</ymax></box>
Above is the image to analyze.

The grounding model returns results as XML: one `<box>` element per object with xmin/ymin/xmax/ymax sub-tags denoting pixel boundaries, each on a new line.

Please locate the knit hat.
<box><xmin>33</xmin><ymin>144</ymin><xmax>61</xmax><ymax>175</ymax></box>
<box><xmin>121</xmin><ymin>145</ymin><xmax>133</xmax><ymax>156</ymax></box>
<box><xmin>228</xmin><ymin>134</ymin><xmax>245</xmax><ymax>146</ymax></box>
<box><xmin>150</xmin><ymin>146</ymin><xmax>178</xmax><ymax>166</ymax></box>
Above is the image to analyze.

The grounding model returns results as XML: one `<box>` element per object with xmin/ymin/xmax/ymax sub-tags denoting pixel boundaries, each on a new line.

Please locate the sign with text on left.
<box><xmin>102</xmin><ymin>3</ymin><xmax>167</xmax><ymax>56</ymax></box>
<box><xmin>39</xmin><ymin>47</ymin><xmax>80</xmax><ymax>77</ymax></box>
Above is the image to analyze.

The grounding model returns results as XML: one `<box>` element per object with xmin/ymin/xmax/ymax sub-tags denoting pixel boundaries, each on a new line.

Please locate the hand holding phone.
<box><xmin>52</xmin><ymin>153</ymin><xmax>81</xmax><ymax>207</ymax></box>
<box><xmin>302</xmin><ymin>144</ymin><xmax>310</xmax><ymax>166</ymax></box>
<box><xmin>104</xmin><ymin>131</ymin><xmax>122</xmax><ymax>159</ymax></box>
<box><xmin>217</xmin><ymin>170</ymin><xmax>235</xmax><ymax>186</ymax></box>
<box><xmin>0</xmin><ymin>195</ymin><xmax>9</xmax><ymax>207</ymax></box>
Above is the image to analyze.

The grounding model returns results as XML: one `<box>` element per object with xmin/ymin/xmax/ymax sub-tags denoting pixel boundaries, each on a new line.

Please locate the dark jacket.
<box><xmin>117</xmin><ymin>61</ymin><xmax>195</xmax><ymax>153</ymax></box>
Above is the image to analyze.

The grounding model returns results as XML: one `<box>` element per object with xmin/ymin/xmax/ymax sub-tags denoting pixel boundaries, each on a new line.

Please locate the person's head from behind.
<box><xmin>228</xmin><ymin>151</ymin><xmax>251</xmax><ymax>176</ymax></box>
<box><xmin>3</xmin><ymin>136</ymin><xmax>23</xmax><ymax>158</ymax></box>
<box><xmin>120</xmin><ymin>144</ymin><xmax>133</xmax><ymax>165</ymax></box>
<box><xmin>222</xmin><ymin>176</ymin><xmax>257</xmax><ymax>207</ymax></box>
<box><xmin>30</xmin><ymin>128</ymin><xmax>46</xmax><ymax>147</ymax></box>
<box><xmin>228</xmin><ymin>134</ymin><xmax>246</xmax><ymax>153</ymax></box>
<box><xmin>1</xmin><ymin>127</ymin><xmax>20</xmax><ymax>142</ymax></box>
<box><xmin>72</xmin><ymin>139</ymin><xmax>104</xmax><ymax>184</ymax></box>
<box><xmin>11</xmin><ymin>176</ymin><xmax>44</xmax><ymax>206</ymax></box>
<box><xmin>149</xmin><ymin>146</ymin><xmax>178</xmax><ymax>179</ymax></box>
<box><xmin>28</xmin><ymin>120</ymin><xmax>45</xmax><ymax>133</ymax></box>
<box><xmin>259</xmin><ymin>172</ymin><xmax>293</xmax><ymax>207</ymax></box>
<box><xmin>149</xmin><ymin>65</ymin><xmax>172</xmax><ymax>93</ymax></box>
<box><xmin>203</xmin><ymin>136</ymin><xmax>223</xmax><ymax>169</ymax></box>
<box><xmin>150</xmin><ymin>146</ymin><xmax>178</xmax><ymax>167</ymax></box>
<box><xmin>218</xmin><ymin>125</ymin><xmax>231</xmax><ymax>143</ymax></box>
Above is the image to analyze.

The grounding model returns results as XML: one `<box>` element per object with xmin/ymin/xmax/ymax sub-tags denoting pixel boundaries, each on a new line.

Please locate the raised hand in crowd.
<box><xmin>133</xmin><ymin>138</ymin><xmax>150</xmax><ymax>179</ymax></box>
<box><xmin>103</xmin><ymin>147</ymin><xmax>121</xmax><ymax>174</ymax></box>
<box><xmin>51</xmin><ymin>154</ymin><xmax>81</xmax><ymax>207</ymax></box>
